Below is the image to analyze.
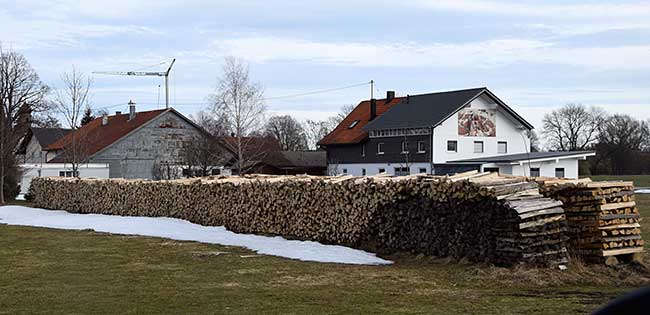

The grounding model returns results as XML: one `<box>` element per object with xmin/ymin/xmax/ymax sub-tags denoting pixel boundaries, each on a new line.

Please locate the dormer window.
<box><xmin>348</xmin><ymin>120</ymin><xmax>359</xmax><ymax>129</ymax></box>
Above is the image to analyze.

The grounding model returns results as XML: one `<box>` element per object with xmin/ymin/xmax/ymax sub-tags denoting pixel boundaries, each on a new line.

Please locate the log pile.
<box><xmin>451</xmin><ymin>172</ymin><xmax>569</xmax><ymax>266</ymax></box>
<box><xmin>29</xmin><ymin>172</ymin><xmax>569</xmax><ymax>266</ymax></box>
<box><xmin>539</xmin><ymin>178</ymin><xmax>644</xmax><ymax>263</ymax></box>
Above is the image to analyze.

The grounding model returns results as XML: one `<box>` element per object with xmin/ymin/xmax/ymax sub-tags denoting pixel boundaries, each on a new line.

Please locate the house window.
<box><xmin>59</xmin><ymin>171</ymin><xmax>74</xmax><ymax>177</ymax></box>
<box><xmin>401</xmin><ymin>141</ymin><xmax>409</xmax><ymax>153</ymax></box>
<box><xmin>530</xmin><ymin>168</ymin><xmax>540</xmax><ymax>177</ymax></box>
<box><xmin>419</xmin><ymin>168</ymin><xmax>427</xmax><ymax>174</ymax></box>
<box><xmin>417</xmin><ymin>141</ymin><xmax>426</xmax><ymax>153</ymax></box>
<box><xmin>555</xmin><ymin>168</ymin><xmax>565</xmax><ymax>178</ymax></box>
<box><xmin>484</xmin><ymin>167</ymin><xmax>499</xmax><ymax>173</ymax></box>
<box><xmin>394</xmin><ymin>167</ymin><xmax>410</xmax><ymax>176</ymax></box>
<box><xmin>362</xmin><ymin>168</ymin><xmax>366</xmax><ymax>176</ymax></box>
<box><xmin>447</xmin><ymin>140</ymin><xmax>457</xmax><ymax>152</ymax></box>
<box><xmin>342</xmin><ymin>168</ymin><xmax>348</xmax><ymax>174</ymax></box>
<box><xmin>498</xmin><ymin>141</ymin><xmax>507</xmax><ymax>154</ymax></box>
<box><xmin>474</xmin><ymin>141</ymin><xmax>484</xmax><ymax>153</ymax></box>
<box><xmin>378</xmin><ymin>168</ymin><xmax>386</xmax><ymax>173</ymax></box>
<box><xmin>377</xmin><ymin>142</ymin><xmax>385</xmax><ymax>155</ymax></box>
<box><xmin>361</xmin><ymin>144</ymin><xmax>365</xmax><ymax>157</ymax></box>
<box><xmin>348</xmin><ymin>120</ymin><xmax>359</xmax><ymax>129</ymax></box>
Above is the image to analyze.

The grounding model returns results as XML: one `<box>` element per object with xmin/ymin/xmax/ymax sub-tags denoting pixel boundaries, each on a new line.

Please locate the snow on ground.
<box><xmin>635</xmin><ymin>189</ymin><xmax>650</xmax><ymax>194</ymax></box>
<box><xmin>0</xmin><ymin>206</ymin><xmax>391</xmax><ymax>265</ymax></box>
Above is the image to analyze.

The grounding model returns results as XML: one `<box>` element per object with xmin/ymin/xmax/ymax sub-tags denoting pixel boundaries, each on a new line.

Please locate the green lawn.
<box><xmin>1</xmin><ymin>198</ymin><xmax>649</xmax><ymax>314</ymax></box>
<box><xmin>587</xmin><ymin>175</ymin><xmax>650</xmax><ymax>188</ymax></box>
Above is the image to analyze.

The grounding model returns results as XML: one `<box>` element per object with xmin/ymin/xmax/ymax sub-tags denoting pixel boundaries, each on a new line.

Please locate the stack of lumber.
<box><xmin>539</xmin><ymin>178</ymin><xmax>644</xmax><ymax>263</ymax></box>
<box><xmin>28</xmin><ymin>172</ymin><xmax>568</xmax><ymax>266</ymax></box>
<box><xmin>449</xmin><ymin>172</ymin><xmax>569</xmax><ymax>267</ymax></box>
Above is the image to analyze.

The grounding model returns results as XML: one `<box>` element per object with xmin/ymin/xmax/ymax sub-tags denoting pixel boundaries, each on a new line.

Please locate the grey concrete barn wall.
<box><xmin>90</xmin><ymin>111</ymin><xmax>200</xmax><ymax>179</ymax></box>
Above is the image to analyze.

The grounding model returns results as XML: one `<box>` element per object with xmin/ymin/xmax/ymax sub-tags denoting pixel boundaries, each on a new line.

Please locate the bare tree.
<box><xmin>52</xmin><ymin>67</ymin><xmax>92</xmax><ymax>177</ymax></box>
<box><xmin>303</xmin><ymin>105</ymin><xmax>356</xmax><ymax>150</ymax></box>
<box><xmin>0</xmin><ymin>46</ymin><xmax>48</xmax><ymax>203</ymax></box>
<box><xmin>593</xmin><ymin>114</ymin><xmax>650</xmax><ymax>175</ymax></box>
<box><xmin>210</xmin><ymin>57</ymin><xmax>266</xmax><ymax>174</ymax></box>
<box><xmin>526</xmin><ymin>130</ymin><xmax>540</xmax><ymax>152</ymax></box>
<box><xmin>303</xmin><ymin>119</ymin><xmax>330</xmax><ymax>150</ymax></box>
<box><xmin>265</xmin><ymin>115</ymin><xmax>308</xmax><ymax>151</ymax></box>
<box><xmin>190</xmin><ymin>109</ymin><xmax>228</xmax><ymax>136</ymax></box>
<box><xmin>181</xmin><ymin>133</ymin><xmax>230</xmax><ymax>177</ymax></box>
<box><xmin>542</xmin><ymin>104</ymin><xmax>604</xmax><ymax>151</ymax></box>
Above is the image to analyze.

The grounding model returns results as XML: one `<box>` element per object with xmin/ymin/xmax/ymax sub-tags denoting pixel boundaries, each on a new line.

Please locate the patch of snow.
<box><xmin>635</xmin><ymin>189</ymin><xmax>650</xmax><ymax>194</ymax></box>
<box><xmin>15</xmin><ymin>194</ymin><xmax>25</xmax><ymax>201</ymax></box>
<box><xmin>0</xmin><ymin>206</ymin><xmax>391</xmax><ymax>265</ymax></box>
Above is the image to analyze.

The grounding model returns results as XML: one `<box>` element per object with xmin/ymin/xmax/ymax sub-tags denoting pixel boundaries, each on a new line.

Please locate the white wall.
<box><xmin>329</xmin><ymin>163</ymin><xmax>431</xmax><ymax>176</ymax></box>
<box><xmin>481</xmin><ymin>158</ymin><xmax>580</xmax><ymax>179</ymax></box>
<box><xmin>18</xmin><ymin>163</ymin><xmax>110</xmax><ymax>195</ymax></box>
<box><xmin>433</xmin><ymin>94</ymin><xmax>530</xmax><ymax>163</ymax></box>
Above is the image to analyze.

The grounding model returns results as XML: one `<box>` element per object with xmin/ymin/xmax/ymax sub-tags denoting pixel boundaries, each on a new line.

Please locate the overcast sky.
<box><xmin>2</xmin><ymin>0</ymin><xmax>650</xmax><ymax>131</ymax></box>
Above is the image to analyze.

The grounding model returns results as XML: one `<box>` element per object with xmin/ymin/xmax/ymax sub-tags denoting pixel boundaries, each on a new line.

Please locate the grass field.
<box><xmin>1</xmin><ymin>196</ymin><xmax>649</xmax><ymax>314</ymax></box>
<box><xmin>587</xmin><ymin>175</ymin><xmax>650</xmax><ymax>188</ymax></box>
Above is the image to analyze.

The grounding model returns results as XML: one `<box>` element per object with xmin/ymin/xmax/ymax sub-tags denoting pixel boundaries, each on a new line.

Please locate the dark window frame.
<box><xmin>447</xmin><ymin>140</ymin><xmax>458</xmax><ymax>152</ymax></box>
<box><xmin>530</xmin><ymin>167</ymin><xmax>540</xmax><ymax>177</ymax></box>
<box><xmin>555</xmin><ymin>167</ymin><xmax>565</xmax><ymax>178</ymax></box>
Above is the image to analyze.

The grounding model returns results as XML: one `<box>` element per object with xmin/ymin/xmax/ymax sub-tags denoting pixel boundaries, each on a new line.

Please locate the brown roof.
<box><xmin>318</xmin><ymin>96</ymin><xmax>404</xmax><ymax>146</ymax></box>
<box><xmin>318</xmin><ymin>97</ymin><xmax>404</xmax><ymax>145</ymax></box>
<box><xmin>46</xmin><ymin>109</ymin><xmax>168</xmax><ymax>157</ymax></box>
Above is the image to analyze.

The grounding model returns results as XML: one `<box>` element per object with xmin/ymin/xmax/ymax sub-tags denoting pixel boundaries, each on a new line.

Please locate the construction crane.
<box><xmin>93</xmin><ymin>59</ymin><xmax>176</xmax><ymax>109</ymax></box>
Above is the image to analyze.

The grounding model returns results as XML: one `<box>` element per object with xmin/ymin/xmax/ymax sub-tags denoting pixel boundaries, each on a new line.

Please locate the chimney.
<box><xmin>406</xmin><ymin>94</ymin><xmax>410</xmax><ymax>104</ymax></box>
<box><xmin>370</xmin><ymin>99</ymin><xmax>377</xmax><ymax>121</ymax></box>
<box><xmin>128</xmin><ymin>100</ymin><xmax>136</xmax><ymax>120</ymax></box>
<box><xmin>386</xmin><ymin>91</ymin><xmax>395</xmax><ymax>102</ymax></box>
<box><xmin>101</xmin><ymin>113</ymin><xmax>108</xmax><ymax>126</ymax></box>
<box><xmin>115</xmin><ymin>111</ymin><xmax>122</xmax><ymax>115</ymax></box>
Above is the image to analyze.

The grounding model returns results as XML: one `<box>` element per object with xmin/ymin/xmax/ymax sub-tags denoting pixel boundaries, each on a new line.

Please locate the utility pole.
<box><xmin>93</xmin><ymin>59</ymin><xmax>176</xmax><ymax>109</ymax></box>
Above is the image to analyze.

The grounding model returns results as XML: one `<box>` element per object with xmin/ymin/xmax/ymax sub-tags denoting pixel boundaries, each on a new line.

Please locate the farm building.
<box><xmin>319</xmin><ymin>87</ymin><xmax>594</xmax><ymax>178</ymax></box>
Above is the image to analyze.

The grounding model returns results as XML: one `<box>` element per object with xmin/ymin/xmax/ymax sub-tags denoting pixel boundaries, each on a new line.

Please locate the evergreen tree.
<box><xmin>80</xmin><ymin>106</ymin><xmax>95</xmax><ymax>126</ymax></box>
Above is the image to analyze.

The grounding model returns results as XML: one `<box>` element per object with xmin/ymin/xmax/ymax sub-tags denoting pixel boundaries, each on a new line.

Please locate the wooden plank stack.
<box><xmin>538</xmin><ymin>178</ymin><xmax>644</xmax><ymax>263</ymax></box>
<box><xmin>450</xmin><ymin>172</ymin><xmax>569</xmax><ymax>267</ymax></box>
<box><xmin>28</xmin><ymin>172</ymin><xmax>572</xmax><ymax>266</ymax></box>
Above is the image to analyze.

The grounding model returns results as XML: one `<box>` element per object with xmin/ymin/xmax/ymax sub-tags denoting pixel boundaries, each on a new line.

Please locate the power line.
<box><xmin>93</xmin><ymin>81</ymin><xmax>373</xmax><ymax>110</ymax></box>
<box><xmin>262</xmin><ymin>81</ymin><xmax>371</xmax><ymax>101</ymax></box>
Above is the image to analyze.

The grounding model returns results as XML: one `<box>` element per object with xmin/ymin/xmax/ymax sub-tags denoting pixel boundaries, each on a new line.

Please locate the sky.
<box><xmin>1</xmin><ymin>0</ymin><xmax>650</xmax><ymax>132</ymax></box>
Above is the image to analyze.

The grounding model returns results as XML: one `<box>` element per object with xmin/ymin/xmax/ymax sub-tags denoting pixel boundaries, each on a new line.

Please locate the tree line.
<box><xmin>541</xmin><ymin>103</ymin><xmax>650</xmax><ymax>175</ymax></box>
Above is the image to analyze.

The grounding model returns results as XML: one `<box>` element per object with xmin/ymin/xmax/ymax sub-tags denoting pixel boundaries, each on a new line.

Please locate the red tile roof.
<box><xmin>46</xmin><ymin>109</ymin><xmax>168</xmax><ymax>158</ymax></box>
<box><xmin>318</xmin><ymin>97</ymin><xmax>404</xmax><ymax>146</ymax></box>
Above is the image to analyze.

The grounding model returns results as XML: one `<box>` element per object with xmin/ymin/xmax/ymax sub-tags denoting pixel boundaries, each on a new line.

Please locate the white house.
<box><xmin>18</xmin><ymin>163</ymin><xmax>110</xmax><ymax>199</ymax></box>
<box><xmin>318</xmin><ymin>87</ymin><xmax>594</xmax><ymax>179</ymax></box>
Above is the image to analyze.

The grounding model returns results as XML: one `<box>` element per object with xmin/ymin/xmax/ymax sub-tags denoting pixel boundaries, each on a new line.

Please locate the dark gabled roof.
<box><xmin>16</xmin><ymin>127</ymin><xmax>71</xmax><ymax>155</ymax></box>
<box><xmin>450</xmin><ymin>151</ymin><xmax>595</xmax><ymax>163</ymax></box>
<box><xmin>33</xmin><ymin>128</ymin><xmax>72</xmax><ymax>148</ymax></box>
<box><xmin>263</xmin><ymin>150</ymin><xmax>326</xmax><ymax>169</ymax></box>
<box><xmin>363</xmin><ymin>87</ymin><xmax>534</xmax><ymax>131</ymax></box>
<box><xmin>318</xmin><ymin>96</ymin><xmax>404</xmax><ymax>146</ymax></box>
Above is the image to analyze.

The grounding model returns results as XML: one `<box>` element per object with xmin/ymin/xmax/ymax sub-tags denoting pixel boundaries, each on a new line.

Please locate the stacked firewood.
<box><xmin>449</xmin><ymin>172</ymin><xmax>569</xmax><ymax>266</ymax></box>
<box><xmin>539</xmin><ymin>178</ymin><xmax>644</xmax><ymax>263</ymax></box>
<box><xmin>29</xmin><ymin>172</ymin><xmax>569</xmax><ymax>266</ymax></box>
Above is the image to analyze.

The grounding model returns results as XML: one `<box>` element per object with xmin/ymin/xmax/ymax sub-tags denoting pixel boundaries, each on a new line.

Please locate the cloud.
<box><xmin>205</xmin><ymin>36</ymin><xmax>650</xmax><ymax>70</ymax></box>
<box><xmin>0</xmin><ymin>11</ymin><xmax>158</xmax><ymax>50</ymax></box>
<box><xmin>413</xmin><ymin>0</ymin><xmax>650</xmax><ymax>20</ymax></box>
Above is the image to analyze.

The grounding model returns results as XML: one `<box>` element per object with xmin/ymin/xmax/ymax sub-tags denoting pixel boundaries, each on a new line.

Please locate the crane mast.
<box><xmin>93</xmin><ymin>59</ymin><xmax>176</xmax><ymax>108</ymax></box>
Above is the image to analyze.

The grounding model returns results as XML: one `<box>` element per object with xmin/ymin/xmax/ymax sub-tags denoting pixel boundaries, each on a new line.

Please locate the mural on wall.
<box><xmin>458</xmin><ymin>109</ymin><xmax>496</xmax><ymax>137</ymax></box>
